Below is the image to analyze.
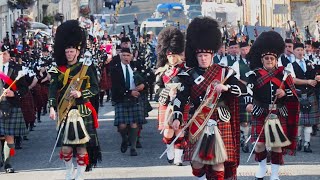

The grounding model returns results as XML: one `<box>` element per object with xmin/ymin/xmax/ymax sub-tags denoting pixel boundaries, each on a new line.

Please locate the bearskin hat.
<box><xmin>185</xmin><ymin>17</ymin><xmax>222</xmax><ymax>68</ymax></box>
<box><xmin>156</xmin><ymin>26</ymin><xmax>185</xmax><ymax>68</ymax></box>
<box><xmin>53</xmin><ymin>20</ymin><xmax>86</xmax><ymax>66</ymax></box>
<box><xmin>246</xmin><ymin>31</ymin><xmax>285</xmax><ymax>70</ymax></box>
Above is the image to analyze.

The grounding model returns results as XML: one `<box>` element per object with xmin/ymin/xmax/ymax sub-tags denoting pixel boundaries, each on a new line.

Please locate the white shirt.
<box><xmin>120</xmin><ymin>62</ymin><xmax>135</xmax><ymax>90</ymax></box>
<box><xmin>2</xmin><ymin>62</ymin><xmax>9</xmax><ymax>75</ymax></box>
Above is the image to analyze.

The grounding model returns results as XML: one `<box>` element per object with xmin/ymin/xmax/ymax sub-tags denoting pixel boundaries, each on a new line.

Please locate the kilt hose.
<box><xmin>251</xmin><ymin>111</ymin><xmax>287</xmax><ymax>143</ymax></box>
<box><xmin>33</xmin><ymin>84</ymin><xmax>43</xmax><ymax>110</ymax></box>
<box><xmin>0</xmin><ymin>107</ymin><xmax>28</xmax><ymax>136</ymax></box>
<box><xmin>20</xmin><ymin>91</ymin><xmax>36</xmax><ymax>124</ymax></box>
<box><xmin>100</xmin><ymin>67</ymin><xmax>112</xmax><ymax>91</ymax></box>
<box><xmin>299</xmin><ymin>94</ymin><xmax>319</xmax><ymax>126</ymax></box>
<box><xmin>183</xmin><ymin>111</ymin><xmax>238</xmax><ymax>165</ymax></box>
<box><xmin>239</xmin><ymin>99</ymin><xmax>251</xmax><ymax>123</ymax></box>
<box><xmin>40</xmin><ymin>84</ymin><xmax>49</xmax><ymax>108</ymax></box>
<box><xmin>158</xmin><ymin>104</ymin><xmax>190</xmax><ymax>130</ymax></box>
<box><xmin>114</xmin><ymin>97</ymin><xmax>146</xmax><ymax>126</ymax></box>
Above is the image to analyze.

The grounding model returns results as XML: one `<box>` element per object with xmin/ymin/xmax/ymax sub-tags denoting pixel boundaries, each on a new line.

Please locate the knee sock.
<box><xmin>241</xmin><ymin>125</ymin><xmax>249</xmax><ymax>139</ymax></box>
<box><xmin>298</xmin><ymin>126</ymin><xmax>303</xmax><ymax>140</ymax></box>
<box><xmin>129</xmin><ymin>127</ymin><xmax>138</xmax><ymax>149</ymax></box>
<box><xmin>3</xmin><ymin>142</ymin><xmax>15</xmax><ymax>165</ymax></box>
<box><xmin>119</xmin><ymin>128</ymin><xmax>128</xmax><ymax>143</ymax></box>
<box><xmin>304</xmin><ymin>127</ymin><xmax>312</xmax><ymax>146</ymax></box>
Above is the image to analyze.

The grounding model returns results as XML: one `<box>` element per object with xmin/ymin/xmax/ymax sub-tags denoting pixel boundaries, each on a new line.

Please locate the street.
<box><xmin>0</xmin><ymin>100</ymin><xmax>319</xmax><ymax>180</ymax></box>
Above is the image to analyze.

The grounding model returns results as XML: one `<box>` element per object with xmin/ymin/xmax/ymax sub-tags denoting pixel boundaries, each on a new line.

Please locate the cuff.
<box><xmin>124</xmin><ymin>90</ymin><xmax>132</xmax><ymax>97</ymax></box>
<box><xmin>244</xmin><ymin>96</ymin><xmax>253</xmax><ymax>104</ymax></box>
<box><xmin>82</xmin><ymin>89</ymin><xmax>94</xmax><ymax>99</ymax></box>
<box><xmin>75</xmin><ymin>96</ymin><xmax>85</xmax><ymax>105</ymax></box>
<box><xmin>285</xmin><ymin>89</ymin><xmax>293</xmax><ymax>97</ymax></box>
<box><xmin>173</xmin><ymin>111</ymin><xmax>183</xmax><ymax>121</ymax></box>
<box><xmin>14</xmin><ymin>90</ymin><xmax>22</xmax><ymax>99</ymax></box>
<box><xmin>48</xmin><ymin>98</ymin><xmax>56</xmax><ymax>107</ymax></box>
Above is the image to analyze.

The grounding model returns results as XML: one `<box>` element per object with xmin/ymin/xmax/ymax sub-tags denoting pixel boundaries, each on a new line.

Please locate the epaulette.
<box><xmin>245</xmin><ymin>70</ymin><xmax>256</xmax><ymax>77</ymax></box>
<box><xmin>155</xmin><ymin>64</ymin><xmax>169</xmax><ymax>75</ymax></box>
<box><xmin>48</xmin><ymin>66</ymin><xmax>59</xmax><ymax>74</ymax></box>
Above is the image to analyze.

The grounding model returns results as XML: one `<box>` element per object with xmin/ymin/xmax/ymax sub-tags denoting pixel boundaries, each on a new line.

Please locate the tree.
<box><xmin>7</xmin><ymin>0</ymin><xmax>36</xmax><ymax>13</ymax></box>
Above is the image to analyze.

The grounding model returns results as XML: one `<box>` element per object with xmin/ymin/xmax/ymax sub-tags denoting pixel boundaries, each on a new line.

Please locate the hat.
<box><xmin>293</xmin><ymin>42</ymin><xmax>304</xmax><ymax>49</ymax></box>
<box><xmin>156</xmin><ymin>26</ymin><xmax>185</xmax><ymax>68</ymax></box>
<box><xmin>246</xmin><ymin>31</ymin><xmax>285</xmax><ymax>70</ymax></box>
<box><xmin>185</xmin><ymin>17</ymin><xmax>222</xmax><ymax>68</ymax></box>
<box><xmin>116</xmin><ymin>45</ymin><xmax>122</xmax><ymax>50</ymax></box>
<box><xmin>305</xmin><ymin>40</ymin><xmax>312</xmax><ymax>45</ymax></box>
<box><xmin>1</xmin><ymin>44</ymin><xmax>10</xmax><ymax>52</ymax></box>
<box><xmin>228</xmin><ymin>40</ymin><xmax>238</xmax><ymax>47</ymax></box>
<box><xmin>285</xmin><ymin>39</ymin><xmax>293</xmax><ymax>44</ymax></box>
<box><xmin>53</xmin><ymin>20</ymin><xmax>86</xmax><ymax>66</ymax></box>
<box><xmin>121</xmin><ymin>48</ymin><xmax>132</xmax><ymax>54</ymax></box>
<box><xmin>239</xmin><ymin>41</ymin><xmax>249</xmax><ymax>48</ymax></box>
<box><xmin>120</xmin><ymin>37</ymin><xmax>131</xmax><ymax>43</ymax></box>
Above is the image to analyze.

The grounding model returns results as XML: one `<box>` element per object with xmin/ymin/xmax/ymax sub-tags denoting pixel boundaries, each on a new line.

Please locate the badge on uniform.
<box><xmin>194</xmin><ymin>75</ymin><xmax>205</xmax><ymax>85</ymax></box>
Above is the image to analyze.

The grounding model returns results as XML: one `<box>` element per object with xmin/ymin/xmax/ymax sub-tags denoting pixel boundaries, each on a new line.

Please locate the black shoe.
<box><xmin>38</xmin><ymin>120</ymin><xmax>42</xmax><ymax>123</ymax></box>
<box><xmin>304</xmin><ymin>142</ymin><xmax>312</xmax><ymax>153</ymax></box>
<box><xmin>42</xmin><ymin>111</ymin><xmax>47</xmax><ymax>116</ymax></box>
<box><xmin>311</xmin><ymin>125</ymin><xmax>317</xmax><ymax>136</ymax></box>
<box><xmin>4</xmin><ymin>164</ymin><xmax>14</xmax><ymax>173</ymax></box>
<box><xmin>167</xmin><ymin>158</ymin><xmax>174</xmax><ymax>164</ymax></box>
<box><xmin>175</xmin><ymin>162</ymin><xmax>183</xmax><ymax>166</ymax></box>
<box><xmin>297</xmin><ymin>139</ymin><xmax>302</xmax><ymax>151</ymax></box>
<box><xmin>121</xmin><ymin>140</ymin><xmax>128</xmax><ymax>153</ymax></box>
<box><xmin>100</xmin><ymin>104</ymin><xmax>104</xmax><ymax>107</ymax></box>
<box><xmin>85</xmin><ymin>164</ymin><xmax>92</xmax><ymax>172</ymax></box>
<box><xmin>255</xmin><ymin>177</ymin><xmax>264</xmax><ymax>180</ymax></box>
<box><xmin>136</xmin><ymin>140</ymin><xmax>142</xmax><ymax>148</ymax></box>
<box><xmin>29</xmin><ymin>126</ymin><xmax>34</xmax><ymax>131</ymax></box>
<box><xmin>106</xmin><ymin>97</ymin><xmax>110</xmax><ymax>102</ymax></box>
<box><xmin>130</xmin><ymin>148</ymin><xmax>138</xmax><ymax>156</ymax></box>
<box><xmin>242</xmin><ymin>143</ymin><xmax>249</xmax><ymax>153</ymax></box>
<box><xmin>23</xmin><ymin>136</ymin><xmax>29</xmax><ymax>141</ymax></box>
<box><xmin>0</xmin><ymin>161</ymin><xmax>3</xmax><ymax>168</ymax></box>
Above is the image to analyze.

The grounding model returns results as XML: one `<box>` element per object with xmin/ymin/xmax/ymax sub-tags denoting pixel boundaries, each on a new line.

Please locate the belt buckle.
<box><xmin>194</xmin><ymin>75</ymin><xmax>205</xmax><ymax>85</ymax></box>
<box><xmin>269</xmin><ymin>104</ymin><xmax>277</xmax><ymax>111</ymax></box>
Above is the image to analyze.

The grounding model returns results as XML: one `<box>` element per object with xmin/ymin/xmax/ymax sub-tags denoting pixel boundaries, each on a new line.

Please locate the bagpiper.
<box><xmin>172</xmin><ymin>17</ymin><xmax>247</xmax><ymax>180</ymax></box>
<box><xmin>245</xmin><ymin>31</ymin><xmax>299</xmax><ymax>180</ymax></box>
<box><xmin>48</xmin><ymin>20</ymin><xmax>101</xmax><ymax>179</ymax></box>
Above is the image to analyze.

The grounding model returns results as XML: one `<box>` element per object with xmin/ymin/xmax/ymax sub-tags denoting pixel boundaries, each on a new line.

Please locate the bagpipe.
<box><xmin>305</xmin><ymin>25</ymin><xmax>312</xmax><ymax>41</ymax></box>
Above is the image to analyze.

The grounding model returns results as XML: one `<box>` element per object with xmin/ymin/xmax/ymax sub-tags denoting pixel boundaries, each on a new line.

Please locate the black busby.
<box><xmin>293</xmin><ymin>42</ymin><xmax>304</xmax><ymax>50</ymax></box>
<box><xmin>53</xmin><ymin>20</ymin><xmax>86</xmax><ymax>66</ymax></box>
<box><xmin>246</xmin><ymin>31</ymin><xmax>285</xmax><ymax>70</ymax></box>
<box><xmin>185</xmin><ymin>17</ymin><xmax>222</xmax><ymax>68</ymax></box>
<box><xmin>156</xmin><ymin>26</ymin><xmax>185</xmax><ymax>68</ymax></box>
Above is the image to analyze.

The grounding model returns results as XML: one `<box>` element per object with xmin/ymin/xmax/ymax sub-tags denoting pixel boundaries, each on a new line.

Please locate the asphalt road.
<box><xmin>0</xmin><ymin>100</ymin><xmax>319</xmax><ymax>180</ymax></box>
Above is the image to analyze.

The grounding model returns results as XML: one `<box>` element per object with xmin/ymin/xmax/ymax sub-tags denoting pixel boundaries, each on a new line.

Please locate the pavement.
<box><xmin>0</xmin><ymin>100</ymin><xmax>319</xmax><ymax>180</ymax></box>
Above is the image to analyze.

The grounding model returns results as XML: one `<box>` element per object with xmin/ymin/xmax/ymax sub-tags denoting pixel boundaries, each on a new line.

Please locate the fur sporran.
<box><xmin>63</xmin><ymin>109</ymin><xmax>90</xmax><ymax>145</ymax></box>
<box><xmin>192</xmin><ymin>119</ymin><xmax>228</xmax><ymax>165</ymax></box>
<box><xmin>264</xmin><ymin>113</ymin><xmax>291</xmax><ymax>148</ymax></box>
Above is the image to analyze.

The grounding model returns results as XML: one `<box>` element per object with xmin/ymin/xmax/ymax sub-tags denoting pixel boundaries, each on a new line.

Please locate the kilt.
<box><xmin>141</xmin><ymin>93</ymin><xmax>152</xmax><ymax>119</ymax></box>
<box><xmin>239</xmin><ymin>99</ymin><xmax>251</xmax><ymax>123</ymax></box>
<box><xmin>100</xmin><ymin>67</ymin><xmax>112</xmax><ymax>90</ymax></box>
<box><xmin>114</xmin><ymin>97</ymin><xmax>146</xmax><ymax>126</ymax></box>
<box><xmin>299</xmin><ymin>94</ymin><xmax>319</xmax><ymax>126</ymax></box>
<box><xmin>20</xmin><ymin>91</ymin><xmax>36</xmax><ymax>124</ymax></box>
<box><xmin>158</xmin><ymin>104</ymin><xmax>190</xmax><ymax>130</ymax></box>
<box><xmin>184</xmin><ymin>111</ymin><xmax>237</xmax><ymax>164</ymax></box>
<box><xmin>33</xmin><ymin>84</ymin><xmax>43</xmax><ymax>110</ymax></box>
<box><xmin>0</xmin><ymin>107</ymin><xmax>28</xmax><ymax>136</ymax></box>
<box><xmin>40</xmin><ymin>84</ymin><xmax>49</xmax><ymax>107</ymax></box>
<box><xmin>251</xmin><ymin>111</ymin><xmax>287</xmax><ymax>143</ymax></box>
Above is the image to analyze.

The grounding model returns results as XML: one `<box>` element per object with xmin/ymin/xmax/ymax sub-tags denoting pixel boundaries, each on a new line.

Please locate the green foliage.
<box><xmin>42</xmin><ymin>15</ymin><xmax>54</xmax><ymax>25</ymax></box>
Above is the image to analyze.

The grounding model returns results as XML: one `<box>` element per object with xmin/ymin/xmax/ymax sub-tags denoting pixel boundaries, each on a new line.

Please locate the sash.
<box><xmin>57</xmin><ymin>64</ymin><xmax>90</xmax><ymax>127</ymax></box>
<box><xmin>189</xmin><ymin>65</ymin><xmax>225</xmax><ymax>140</ymax></box>
<box><xmin>256</xmin><ymin>67</ymin><xmax>284</xmax><ymax>89</ymax></box>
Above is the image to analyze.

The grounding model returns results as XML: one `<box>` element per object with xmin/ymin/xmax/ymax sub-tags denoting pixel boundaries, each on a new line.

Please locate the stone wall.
<box><xmin>291</xmin><ymin>0</ymin><xmax>320</xmax><ymax>39</ymax></box>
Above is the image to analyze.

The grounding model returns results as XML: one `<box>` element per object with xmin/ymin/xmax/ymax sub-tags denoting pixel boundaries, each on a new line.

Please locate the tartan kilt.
<box><xmin>100</xmin><ymin>67</ymin><xmax>112</xmax><ymax>90</ymax></box>
<box><xmin>251</xmin><ymin>112</ymin><xmax>287</xmax><ymax>143</ymax></box>
<box><xmin>239</xmin><ymin>99</ymin><xmax>251</xmax><ymax>123</ymax></box>
<box><xmin>0</xmin><ymin>107</ymin><xmax>28</xmax><ymax>136</ymax></box>
<box><xmin>183</xmin><ymin>111</ymin><xmax>237</xmax><ymax>164</ymax></box>
<box><xmin>40</xmin><ymin>85</ymin><xmax>49</xmax><ymax>107</ymax></box>
<box><xmin>114</xmin><ymin>97</ymin><xmax>146</xmax><ymax>126</ymax></box>
<box><xmin>158</xmin><ymin>104</ymin><xmax>190</xmax><ymax>130</ymax></box>
<box><xmin>33</xmin><ymin>84</ymin><xmax>43</xmax><ymax>109</ymax></box>
<box><xmin>299</xmin><ymin>94</ymin><xmax>319</xmax><ymax>126</ymax></box>
<box><xmin>20</xmin><ymin>91</ymin><xmax>36</xmax><ymax>123</ymax></box>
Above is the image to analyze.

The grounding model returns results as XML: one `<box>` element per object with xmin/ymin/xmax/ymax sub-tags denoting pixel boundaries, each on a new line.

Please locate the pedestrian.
<box><xmin>245</xmin><ymin>31</ymin><xmax>299</xmax><ymax>180</ymax></box>
<box><xmin>48</xmin><ymin>20</ymin><xmax>101</xmax><ymax>179</ymax></box>
<box><xmin>134</xmin><ymin>14</ymin><xmax>139</xmax><ymax>27</ymax></box>
<box><xmin>154</xmin><ymin>26</ymin><xmax>189</xmax><ymax>166</ymax></box>
<box><xmin>172</xmin><ymin>17</ymin><xmax>247</xmax><ymax>180</ymax></box>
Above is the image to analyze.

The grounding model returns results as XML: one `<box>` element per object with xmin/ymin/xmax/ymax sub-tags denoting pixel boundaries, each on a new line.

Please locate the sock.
<box><xmin>129</xmin><ymin>127</ymin><xmax>138</xmax><ymax>149</ymax></box>
<box><xmin>3</xmin><ymin>142</ymin><xmax>15</xmax><ymax>165</ymax></box>
<box><xmin>271</xmin><ymin>164</ymin><xmax>280</xmax><ymax>179</ymax></box>
<box><xmin>119</xmin><ymin>128</ymin><xmax>128</xmax><ymax>143</ymax></box>
<box><xmin>298</xmin><ymin>126</ymin><xmax>303</xmax><ymax>140</ymax></box>
<box><xmin>256</xmin><ymin>158</ymin><xmax>267</xmax><ymax>178</ymax></box>
<box><xmin>304</xmin><ymin>127</ymin><xmax>312</xmax><ymax>146</ymax></box>
<box><xmin>242</xmin><ymin>125</ymin><xmax>249</xmax><ymax>139</ymax></box>
<box><xmin>0</xmin><ymin>140</ymin><xmax>3</xmax><ymax>163</ymax></box>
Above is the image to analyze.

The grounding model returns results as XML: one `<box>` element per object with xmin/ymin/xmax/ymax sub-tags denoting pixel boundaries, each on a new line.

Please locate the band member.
<box><xmin>213</xmin><ymin>45</ymin><xmax>226</xmax><ymax>64</ymax></box>
<box><xmin>231</xmin><ymin>40</ymin><xmax>251</xmax><ymax>153</ymax></box>
<box><xmin>172</xmin><ymin>17</ymin><xmax>247</xmax><ymax>180</ymax></box>
<box><xmin>154</xmin><ymin>26</ymin><xmax>188</xmax><ymax>166</ymax></box>
<box><xmin>290</xmin><ymin>42</ymin><xmax>319</xmax><ymax>153</ymax></box>
<box><xmin>111</xmin><ymin>48</ymin><xmax>146</xmax><ymax>156</ymax></box>
<box><xmin>0</xmin><ymin>44</ymin><xmax>28</xmax><ymax>173</ymax></box>
<box><xmin>245</xmin><ymin>31</ymin><xmax>299</xmax><ymax>180</ymax></box>
<box><xmin>220</xmin><ymin>39</ymin><xmax>240</xmax><ymax>67</ymax></box>
<box><xmin>48</xmin><ymin>20</ymin><xmax>101</xmax><ymax>179</ymax></box>
<box><xmin>278</xmin><ymin>39</ymin><xmax>294</xmax><ymax>67</ymax></box>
